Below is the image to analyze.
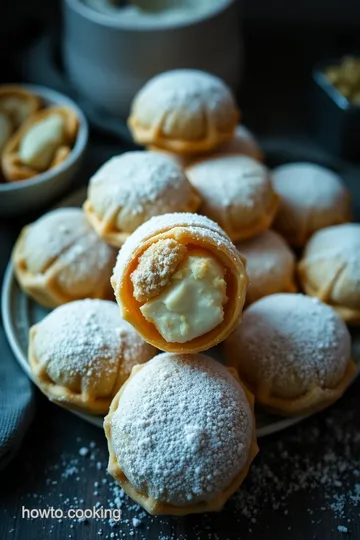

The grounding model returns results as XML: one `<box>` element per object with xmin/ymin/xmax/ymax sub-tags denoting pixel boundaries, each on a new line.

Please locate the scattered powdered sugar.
<box><xmin>236</xmin><ymin>229</ymin><xmax>295</xmax><ymax>301</ymax></box>
<box><xmin>227</xmin><ymin>294</ymin><xmax>351</xmax><ymax>398</ymax></box>
<box><xmin>131</xmin><ymin>69</ymin><xmax>236</xmax><ymax>133</ymax></box>
<box><xmin>32</xmin><ymin>299</ymin><xmax>156</xmax><ymax>395</ymax></box>
<box><xmin>88</xmin><ymin>151</ymin><xmax>195</xmax><ymax>232</ymax></box>
<box><xmin>9</xmin><ymin>391</ymin><xmax>360</xmax><ymax>538</ymax></box>
<box><xmin>110</xmin><ymin>353</ymin><xmax>253</xmax><ymax>506</ymax></box>
<box><xmin>272</xmin><ymin>162</ymin><xmax>348</xmax><ymax>210</ymax></box>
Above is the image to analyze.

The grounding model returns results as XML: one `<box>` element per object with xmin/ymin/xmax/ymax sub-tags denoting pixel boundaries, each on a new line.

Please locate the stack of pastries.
<box><xmin>11</xmin><ymin>69</ymin><xmax>359</xmax><ymax>516</ymax></box>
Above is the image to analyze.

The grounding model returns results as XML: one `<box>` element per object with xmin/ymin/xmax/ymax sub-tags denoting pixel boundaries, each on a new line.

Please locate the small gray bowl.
<box><xmin>0</xmin><ymin>84</ymin><xmax>88</xmax><ymax>217</ymax></box>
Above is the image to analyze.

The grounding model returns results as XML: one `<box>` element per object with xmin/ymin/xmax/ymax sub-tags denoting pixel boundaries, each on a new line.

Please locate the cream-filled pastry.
<box><xmin>272</xmin><ymin>162</ymin><xmax>351</xmax><ymax>247</ymax></box>
<box><xmin>29</xmin><ymin>299</ymin><xmax>157</xmax><ymax>414</ymax></box>
<box><xmin>84</xmin><ymin>151</ymin><xmax>201</xmax><ymax>248</ymax></box>
<box><xmin>186</xmin><ymin>155</ymin><xmax>279</xmax><ymax>242</ymax></box>
<box><xmin>13</xmin><ymin>208</ymin><xmax>117</xmax><ymax>308</ymax></box>
<box><xmin>111</xmin><ymin>213</ymin><xmax>248</xmax><ymax>353</ymax></box>
<box><xmin>128</xmin><ymin>69</ymin><xmax>239</xmax><ymax>154</ymax></box>
<box><xmin>2</xmin><ymin>106</ymin><xmax>78</xmax><ymax>181</ymax></box>
<box><xmin>104</xmin><ymin>352</ymin><xmax>258</xmax><ymax>515</ymax></box>
<box><xmin>139</xmin><ymin>250</ymin><xmax>227</xmax><ymax>343</ymax></box>
<box><xmin>299</xmin><ymin>223</ymin><xmax>360</xmax><ymax>324</ymax></box>
<box><xmin>236</xmin><ymin>230</ymin><xmax>297</xmax><ymax>305</ymax></box>
<box><xmin>224</xmin><ymin>294</ymin><xmax>356</xmax><ymax>416</ymax></box>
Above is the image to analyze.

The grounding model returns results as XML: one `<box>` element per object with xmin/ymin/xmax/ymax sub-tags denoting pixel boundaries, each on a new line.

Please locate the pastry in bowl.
<box><xmin>2</xmin><ymin>106</ymin><xmax>79</xmax><ymax>182</ymax></box>
<box><xmin>104</xmin><ymin>352</ymin><xmax>258</xmax><ymax>515</ymax></box>
<box><xmin>236</xmin><ymin>229</ymin><xmax>297</xmax><ymax>305</ymax></box>
<box><xmin>13</xmin><ymin>208</ymin><xmax>117</xmax><ymax>308</ymax></box>
<box><xmin>186</xmin><ymin>155</ymin><xmax>279</xmax><ymax>242</ymax></box>
<box><xmin>224</xmin><ymin>294</ymin><xmax>355</xmax><ymax>416</ymax></box>
<box><xmin>84</xmin><ymin>151</ymin><xmax>201</xmax><ymax>248</ymax></box>
<box><xmin>111</xmin><ymin>213</ymin><xmax>248</xmax><ymax>353</ymax></box>
<box><xmin>29</xmin><ymin>299</ymin><xmax>157</xmax><ymax>414</ymax></box>
<box><xmin>298</xmin><ymin>223</ymin><xmax>360</xmax><ymax>324</ymax></box>
<box><xmin>0</xmin><ymin>85</ymin><xmax>42</xmax><ymax>129</ymax></box>
<box><xmin>272</xmin><ymin>162</ymin><xmax>351</xmax><ymax>247</ymax></box>
<box><xmin>128</xmin><ymin>70</ymin><xmax>238</xmax><ymax>155</ymax></box>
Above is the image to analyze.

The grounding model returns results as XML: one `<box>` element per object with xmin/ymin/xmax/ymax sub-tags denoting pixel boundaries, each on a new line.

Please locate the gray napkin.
<box><xmin>0</xmin><ymin>324</ymin><xmax>35</xmax><ymax>469</ymax></box>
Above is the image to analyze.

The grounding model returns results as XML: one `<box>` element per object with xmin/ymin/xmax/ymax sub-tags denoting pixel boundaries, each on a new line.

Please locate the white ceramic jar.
<box><xmin>62</xmin><ymin>0</ymin><xmax>242</xmax><ymax>118</ymax></box>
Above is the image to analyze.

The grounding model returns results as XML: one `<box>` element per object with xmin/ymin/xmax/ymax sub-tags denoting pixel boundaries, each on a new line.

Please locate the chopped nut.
<box><xmin>323</xmin><ymin>56</ymin><xmax>360</xmax><ymax>104</ymax></box>
<box><xmin>131</xmin><ymin>239</ymin><xmax>187</xmax><ymax>302</ymax></box>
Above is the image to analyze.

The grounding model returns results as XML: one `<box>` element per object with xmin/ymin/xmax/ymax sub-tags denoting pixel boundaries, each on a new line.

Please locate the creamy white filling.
<box><xmin>19</xmin><ymin>114</ymin><xmax>64</xmax><ymax>170</ymax></box>
<box><xmin>140</xmin><ymin>251</ymin><xmax>227</xmax><ymax>343</ymax></box>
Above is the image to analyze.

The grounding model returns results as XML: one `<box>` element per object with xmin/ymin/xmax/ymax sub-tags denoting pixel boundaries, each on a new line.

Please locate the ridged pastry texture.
<box><xmin>299</xmin><ymin>223</ymin><xmax>360</xmax><ymax>324</ymax></box>
<box><xmin>272</xmin><ymin>162</ymin><xmax>351</xmax><ymax>247</ymax></box>
<box><xmin>13</xmin><ymin>208</ymin><xmax>117</xmax><ymax>308</ymax></box>
<box><xmin>29</xmin><ymin>299</ymin><xmax>157</xmax><ymax>414</ymax></box>
<box><xmin>128</xmin><ymin>70</ymin><xmax>239</xmax><ymax>155</ymax></box>
<box><xmin>84</xmin><ymin>151</ymin><xmax>201</xmax><ymax>247</ymax></box>
<box><xmin>224</xmin><ymin>294</ymin><xmax>355</xmax><ymax>416</ymax></box>
<box><xmin>186</xmin><ymin>155</ymin><xmax>279</xmax><ymax>242</ymax></box>
<box><xmin>149</xmin><ymin>125</ymin><xmax>264</xmax><ymax>169</ymax></box>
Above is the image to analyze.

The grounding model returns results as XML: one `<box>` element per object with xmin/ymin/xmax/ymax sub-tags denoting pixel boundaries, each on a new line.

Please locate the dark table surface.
<box><xmin>1</xmin><ymin>21</ymin><xmax>360</xmax><ymax>540</ymax></box>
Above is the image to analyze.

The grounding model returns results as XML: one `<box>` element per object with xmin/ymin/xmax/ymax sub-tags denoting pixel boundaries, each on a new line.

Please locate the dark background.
<box><xmin>1</xmin><ymin>1</ymin><xmax>360</xmax><ymax>539</ymax></box>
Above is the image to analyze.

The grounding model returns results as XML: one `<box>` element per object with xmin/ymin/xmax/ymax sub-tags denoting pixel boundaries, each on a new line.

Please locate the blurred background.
<box><xmin>1</xmin><ymin>0</ymin><xmax>360</xmax><ymax>216</ymax></box>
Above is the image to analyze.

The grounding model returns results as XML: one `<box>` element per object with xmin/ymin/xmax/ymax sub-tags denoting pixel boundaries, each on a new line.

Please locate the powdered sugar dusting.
<box><xmin>236</xmin><ymin>230</ymin><xmax>295</xmax><ymax>301</ymax></box>
<box><xmin>33</xmin><ymin>299</ymin><xmax>156</xmax><ymax>396</ymax></box>
<box><xmin>272</xmin><ymin>162</ymin><xmax>348</xmax><ymax>210</ymax></box>
<box><xmin>303</xmin><ymin>223</ymin><xmax>360</xmax><ymax>271</ymax></box>
<box><xmin>131</xmin><ymin>69</ymin><xmax>236</xmax><ymax>131</ymax></box>
<box><xmin>227</xmin><ymin>294</ymin><xmax>350</xmax><ymax>398</ymax></box>
<box><xmin>18</xmin><ymin>208</ymin><xmax>116</xmax><ymax>296</ymax></box>
<box><xmin>186</xmin><ymin>155</ymin><xmax>274</xmax><ymax>230</ymax></box>
<box><xmin>88</xmin><ymin>151</ymin><xmax>195</xmax><ymax>232</ymax></box>
<box><xmin>110</xmin><ymin>353</ymin><xmax>253</xmax><ymax>506</ymax></box>
<box><xmin>21</xmin><ymin>208</ymin><xmax>90</xmax><ymax>274</ymax></box>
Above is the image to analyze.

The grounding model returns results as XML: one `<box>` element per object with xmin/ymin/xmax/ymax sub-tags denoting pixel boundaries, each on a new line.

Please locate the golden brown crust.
<box><xmin>229</xmin><ymin>358</ymin><xmax>357</xmax><ymax>417</ymax></box>
<box><xmin>186</xmin><ymin>156</ymin><xmax>280</xmax><ymax>243</ymax></box>
<box><xmin>83</xmin><ymin>189</ymin><xmax>201</xmax><ymax>249</ymax></box>
<box><xmin>129</xmin><ymin>112</ymin><xmax>238</xmax><ymax>156</ymax></box>
<box><xmin>2</xmin><ymin>106</ymin><xmax>78</xmax><ymax>182</ymax></box>
<box><xmin>28</xmin><ymin>326</ymin><xmax>112</xmax><ymax>415</ymax></box>
<box><xmin>104</xmin><ymin>364</ymin><xmax>258</xmax><ymax>515</ymax></box>
<box><xmin>298</xmin><ymin>260</ymin><xmax>360</xmax><ymax>325</ymax></box>
<box><xmin>13</xmin><ymin>222</ymin><xmax>116</xmax><ymax>309</ymax></box>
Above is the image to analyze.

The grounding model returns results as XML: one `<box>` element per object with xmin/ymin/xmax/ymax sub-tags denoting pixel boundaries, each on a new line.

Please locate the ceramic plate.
<box><xmin>2</xmin><ymin>189</ymin><xmax>360</xmax><ymax>436</ymax></box>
